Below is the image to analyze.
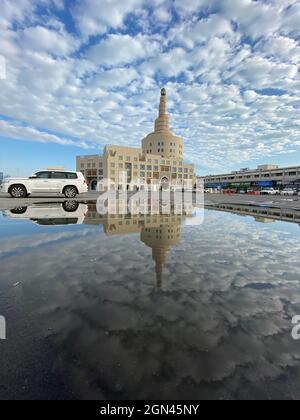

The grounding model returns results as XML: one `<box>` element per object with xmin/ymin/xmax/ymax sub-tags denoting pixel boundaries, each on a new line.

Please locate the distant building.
<box><xmin>47</xmin><ymin>166</ymin><xmax>65</xmax><ymax>171</ymax></box>
<box><xmin>0</xmin><ymin>172</ymin><xmax>3</xmax><ymax>184</ymax></box>
<box><xmin>199</xmin><ymin>165</ymin><xmax>300</xmax><ymax>189</ymax></box>
<box><xmin>77</xmin><ymin>89</ymin><xmax>196</xmax><ymax>190</ymax></box>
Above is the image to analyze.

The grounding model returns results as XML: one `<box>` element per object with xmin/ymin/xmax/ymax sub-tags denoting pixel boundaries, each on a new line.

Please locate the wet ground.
<box><xmin>0</xmin><ymin>200</ymin><xmax>300</xmax><ymax>400</ymax></box>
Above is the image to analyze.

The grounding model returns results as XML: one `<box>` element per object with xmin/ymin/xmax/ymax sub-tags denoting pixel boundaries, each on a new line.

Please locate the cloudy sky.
<box><xmin>0</xmin><ymin>0</ymin><xmax>299</xmax><ymax>176</ymax></box>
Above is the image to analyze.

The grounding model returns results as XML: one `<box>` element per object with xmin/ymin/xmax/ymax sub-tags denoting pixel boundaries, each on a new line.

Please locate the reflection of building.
<box><xmin>207</xmin><ymin>202</ymin><xmax>300</xmax><ymax>225</ymax></box>
<box><xmin>199</xmin><ymin>164</ymin><xmax>300</xmax><ymax>190</ymax></box>
<box><xmin>141</xmin><ymin>224</ymin><xmax>181</xmax><ymax>288</ymax></box>
<box><xmin>77</xmin><ymin>89</ymin><xmax>196</xmax><ymax>190</ymax></box>
<box><xmin>84</xmin><ymin>202</ymin><xmax>190</xmax><ymax>287</ymax></box>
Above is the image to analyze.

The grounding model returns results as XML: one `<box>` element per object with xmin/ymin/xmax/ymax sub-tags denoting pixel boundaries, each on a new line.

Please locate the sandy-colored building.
<box><xmin>77</xmin><ymin>89</ymin><xmax>196</xmax><ymax>190</ymax></box>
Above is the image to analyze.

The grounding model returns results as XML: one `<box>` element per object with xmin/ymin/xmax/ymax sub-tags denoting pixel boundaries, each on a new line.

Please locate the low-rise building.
<box><xmin>199</xmin><ymin>165</ymin><xmax>300</xmax><ymax>190</ymax></box>
<box><xmin>77</xmin><ymin>89</ymin><xmax>196</xmax><ymax>190</ymax></box>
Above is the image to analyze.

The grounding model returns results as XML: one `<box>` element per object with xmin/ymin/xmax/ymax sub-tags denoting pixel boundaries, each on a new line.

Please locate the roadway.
<box><xmin>0</xmin><ymin>192</ymin><xmax>300</xmax><ymax>210</ymax></box>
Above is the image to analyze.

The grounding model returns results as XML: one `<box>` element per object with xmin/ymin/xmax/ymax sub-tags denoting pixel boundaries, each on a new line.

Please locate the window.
<box><xmin>147</xmin><ymin>165</ymin><xmax>152</xmax><ymax>171</ymax></box>
<box><xmin>126</xmin><ymin>156</ymin><xmax>131</xmax><ymax>161</ymax></box>
<box><xmin>119</xmin><ymin>163</ymin><xmax>123</xmax><ymax>169</ymax></box>
<box><xmin>35</xmin><ymin>171</ymin><xmax>50</xmax><ymax>179</ymax></box>
<box><xmin>111</xmin><ymin>162</ymin><xmax>115</xmax><ymax>168</ymax></box>
<box><xmin>92</xmin><ymin>163</ymin><xmax>96</xmax><ymax>168</ymax></box>
<box><xmin>154</xmin><ymin>166</ymin><xmax>159</xmax><ymax>171</ymax></box>
<box><xmin>140</xmin><ymin>164</ymin><xmax>145</xmax><ymax>170</ymax></box>
<box><xmin>172</xmin><ymin>167</ymin><xmax>177</xmax><ymax>172</ymax></box>
<box><xmin>119</xmin><ymin>156</ymin><xmax>123</xmax><ymax>160</ymax></box>
<box><xmin>184</xmin><ymin>168</ymin><xmax>188</xmax><ymax>173</ymax></box>
<box><xmin>178</xmin><ymin>168</ymin><xmax>182</xmax><ymax>173</ymax></box>
<box><xmin>81</xmin><ymin>163</ymin><xmax>84</xmax><ymax>169</ymax></box>
<box><xmin>140</xmin><ymin>171</ymin><xmax>145</xmax><ymax>177</ymax></box>
<box><xmin>66</xmin><ymin>172</ymin><xmax>78</xmax><ymax>179</ymax></box>
<box><xmin>99</xmin><ymin>162</ymin><xmax>103</xmax><ymax>167</ymax></box>
<box><xmin>51</xmin><ymin>172</ymin><xmax>67</xmax><ymax>179</ymax></box>
<box><xmin>147</xmin><ymin>172</ymin><xmax>151</xmax><ymax>177</ymax></box>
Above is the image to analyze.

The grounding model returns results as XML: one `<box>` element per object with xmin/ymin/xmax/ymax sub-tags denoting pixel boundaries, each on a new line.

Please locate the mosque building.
<box><xmin>76</xmin><ymin>88</ymin><xmax>196</xmax><ymax>190</ymax></box>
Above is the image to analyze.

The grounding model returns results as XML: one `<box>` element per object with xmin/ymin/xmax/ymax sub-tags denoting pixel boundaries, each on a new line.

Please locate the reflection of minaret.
<box><xmin>153</xmin><ymin>245</ymin><xmax>170</xmax><ymax>288</ymax></box>
<box><xmin>141</xmin><ymin>223</ymin><xmax>182</xmax><ymax>288</ymax></box>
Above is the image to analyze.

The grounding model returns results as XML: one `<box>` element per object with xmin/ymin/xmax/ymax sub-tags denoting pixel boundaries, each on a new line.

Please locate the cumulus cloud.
<box><xmin>19</xmin><ymin>26</ymin><xmax>78</xmax><ymax>56</ymax></box>
<box><xmin>86</xmin><ymin>34</ymin><xmax>159</xmax><ymax>67</ymax></box>
<box><xmin>72</xmin><ymin>0</ymin><xmax>145</xmax><ymax>37</ymax></box>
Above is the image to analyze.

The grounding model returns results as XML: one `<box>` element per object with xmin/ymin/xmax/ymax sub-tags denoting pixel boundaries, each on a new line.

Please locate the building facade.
<box><xmin>77</xmin><ymin>89</ymin><xmax>196</xmax><ymax>190</ymax></box>
<box><xmin>200</xmin><ymin>164</ymin><xmax>300</xmax><ymax>190</ymax></box>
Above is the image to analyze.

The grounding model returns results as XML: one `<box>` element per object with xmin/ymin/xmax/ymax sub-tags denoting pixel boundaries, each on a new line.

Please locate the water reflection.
<box><xmin>2</xmin><ymin>201</ymin><xmax>196</xmax><ymax>289</ymax></box>
<box><xmin>1</xmin><ymin>200</ymin><xmax>300</xmax><ymax>399</ymax></box>
<box><xmin>2</xmin><ymin>200</ymin><xmax>300</xmax><ymax>290</ymax></box>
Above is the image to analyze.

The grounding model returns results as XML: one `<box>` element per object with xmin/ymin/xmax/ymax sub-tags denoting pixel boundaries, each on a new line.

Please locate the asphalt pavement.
<box><xmin>0</xmin><ymin>191</ymin><xmax>300</xmax><ymax>210</ymax></box>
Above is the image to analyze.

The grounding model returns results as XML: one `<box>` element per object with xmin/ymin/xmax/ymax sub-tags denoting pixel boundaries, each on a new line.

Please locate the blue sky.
<box><xmin>0</xmin><ymin>0</ymin><xmax>300</xmax><ymax>176</ymax></box>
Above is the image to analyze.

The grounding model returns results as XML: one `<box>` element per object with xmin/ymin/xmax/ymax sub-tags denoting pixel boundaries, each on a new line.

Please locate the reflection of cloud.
<box><xmin>1</xmin><ymin>210</ymin><xmax>300</xmax><ymax>399</ymax></box>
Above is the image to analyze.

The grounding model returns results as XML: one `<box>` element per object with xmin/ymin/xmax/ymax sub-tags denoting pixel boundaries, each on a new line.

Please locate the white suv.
<box><xmin>1</xmin><ymin>170</ymin><xmax>88</xmax><ymax>198</ymax></box>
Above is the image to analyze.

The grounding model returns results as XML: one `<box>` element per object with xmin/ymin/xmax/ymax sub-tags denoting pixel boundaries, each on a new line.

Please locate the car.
<box><xmin>0</xmin><ymin>170</ymin><xmax>88</xmax><ymax>198</ymax></box>
<box><xmin>260</xmin><ymin>188</ymin><xmax>280</xmax><ymax>195</ymax></box>
<box><xmin>280</xmin><ymin>188</ymin><xmax>297</xmax><ymax>196</ymax></box>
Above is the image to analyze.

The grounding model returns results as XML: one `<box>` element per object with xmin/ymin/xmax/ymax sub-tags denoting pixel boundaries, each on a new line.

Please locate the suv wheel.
<box><xmin>64</xmin><ymin>186</ymin><xmax>78</xmax><ymax>198</ymax></box>
<box><xmin>9</xmin><ymin>185</ymin><xmax>27</xmax><ymax>198</ymax></box>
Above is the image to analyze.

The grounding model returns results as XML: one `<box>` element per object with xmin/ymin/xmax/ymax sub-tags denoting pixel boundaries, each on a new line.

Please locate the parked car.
<box><xmin>260</xmin><ymin>188</ymin><xmax>280</xmax><ymax>195</ymax></box>
<box><xmin>280</xmin><ymin>188</ymin><xmax>297</xmax><ymax>196</ymax></box>
<box><xmin>0</xmin><ymin>170</ymin><xmax>88</xmax><ymax>198</ymax></box>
